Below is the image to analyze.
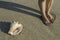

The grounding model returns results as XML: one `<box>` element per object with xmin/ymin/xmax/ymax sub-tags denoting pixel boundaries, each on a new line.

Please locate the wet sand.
<box><xmin>0</xmin><ymin>0</ymin><xmax>60</xmax><ymax>40</ymax></box>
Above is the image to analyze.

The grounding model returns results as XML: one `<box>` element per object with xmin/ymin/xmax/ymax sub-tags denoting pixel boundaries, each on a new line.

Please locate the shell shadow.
<box><xmin>0</xmin><ymin>22</ymin><xmax>11</xmax><ymax>33</ymax></box>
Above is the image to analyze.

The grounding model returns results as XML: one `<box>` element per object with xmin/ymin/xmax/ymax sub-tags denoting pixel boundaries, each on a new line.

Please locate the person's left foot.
<box><xmin>41</xmin><ymin>16</ymin><xmax>52</xmax><ymax>26</ymax></box>
<box><xmin>47</xmin><ymin>13</ymin><xmax>56</xmax><ymax>23</ymax></box>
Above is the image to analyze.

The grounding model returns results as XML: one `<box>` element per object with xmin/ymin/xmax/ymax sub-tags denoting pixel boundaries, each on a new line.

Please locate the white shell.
<box><xmin>8</xmin><ymin>21</ymin><xmax>23</xmax><ymax>36</ymax></box>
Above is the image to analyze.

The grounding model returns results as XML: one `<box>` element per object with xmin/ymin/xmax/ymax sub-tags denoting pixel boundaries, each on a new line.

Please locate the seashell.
<box><xmin>8</xmin><ymin>21</ymin><xmax>23</xmax><ymax>36</ymax></box>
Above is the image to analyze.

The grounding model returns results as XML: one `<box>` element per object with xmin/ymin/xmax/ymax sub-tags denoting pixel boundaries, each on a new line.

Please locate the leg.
<box><xmin>38</xmin><ymin>0</ymin><xmax>51</xmax><ymax>25</ymax></box>
<box><xmin>46</xmin><ymin>0</ymin><xmax>55</xmax><ymax>23</ymax></box>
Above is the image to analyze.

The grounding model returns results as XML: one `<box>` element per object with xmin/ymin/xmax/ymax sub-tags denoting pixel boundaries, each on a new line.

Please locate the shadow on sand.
<box><xmin>0</xmin><ymin>1</ymin><xmax>42</xmax><ymax>18</ymax></box>
<box><xmin>0</xmin><ymin>1</ymin><xmax>44</xmax><ymax>34</ymax></box>
<box><xmin>0</xmin><ymin>22</ymin><xmax>11</xmax><ymax>33</ymax></box>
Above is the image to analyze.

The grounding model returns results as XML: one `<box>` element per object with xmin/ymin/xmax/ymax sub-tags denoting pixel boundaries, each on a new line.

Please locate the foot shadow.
<box><xmin>0</xmin><ymin>22</ymin><xmax>11</xmax><ymax>34</ymax></box>
<box><xmin>0</xmin><ymin>1</ymin><xmax>42</xmax><ymax>18</ymax></box>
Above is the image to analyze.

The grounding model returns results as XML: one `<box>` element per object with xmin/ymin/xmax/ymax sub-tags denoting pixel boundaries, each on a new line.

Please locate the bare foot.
<box><xmin>41</xmin><ymin>15</ymin><xmax>52</xmax><ymax>25</ymax></box>
<box><xmin>47</xmin><ymin>13</ymin><xmax>56</xmax><ymax>23</ymax></box>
